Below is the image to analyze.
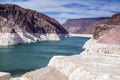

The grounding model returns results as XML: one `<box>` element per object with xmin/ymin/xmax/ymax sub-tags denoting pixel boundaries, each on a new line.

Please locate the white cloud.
<box><xmin>1</xmin><ymin>0</ymin><xmax>120</xmax><ymax>23</ymax></box>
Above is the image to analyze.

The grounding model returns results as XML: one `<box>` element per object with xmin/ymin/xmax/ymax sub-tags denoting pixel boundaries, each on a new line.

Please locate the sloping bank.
<box><xmin>17</xmin><ymin>38</ymin><xmax>120</xmax><ymax>80</ymax></box>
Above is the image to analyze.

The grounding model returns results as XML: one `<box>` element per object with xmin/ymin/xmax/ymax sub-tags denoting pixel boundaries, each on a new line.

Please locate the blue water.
<box><xmin>0</xmin><ymin>37</ymin><xmax>89</xmax><ymax>77</ymax></box>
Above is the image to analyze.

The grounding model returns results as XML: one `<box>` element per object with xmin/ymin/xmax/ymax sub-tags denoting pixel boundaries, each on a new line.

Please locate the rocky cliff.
<box><xmin>63</xmin><ymin>17</ymin><xmax>110</xmax><ymax>34</ymax></box>
<box><xmin>0</xmin><ymin>4</ymin><xmax>68</xmax><ymax>46</ymax></box>
<box><xmin>93</xmin><ymin>13</ymin><xmax>120</xmax><ymax>44</ymax></box>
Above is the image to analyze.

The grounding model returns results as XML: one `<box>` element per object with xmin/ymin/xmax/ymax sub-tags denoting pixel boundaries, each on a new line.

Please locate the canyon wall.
<box><xmin>0</xmin><ymin>4</ymin><xmax>68</xmax><ymax>46</ymax></box>
<box><xmin>63</xmin><ymin>17</ymin><xmax>110</xmax><ymax>34</ymax></box>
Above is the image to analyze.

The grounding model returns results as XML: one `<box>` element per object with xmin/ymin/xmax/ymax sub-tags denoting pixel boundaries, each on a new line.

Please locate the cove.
<box><xmin>0</xmin><ymin>37</ymin><xmax>89</xmax><ymax>77</ymax></box>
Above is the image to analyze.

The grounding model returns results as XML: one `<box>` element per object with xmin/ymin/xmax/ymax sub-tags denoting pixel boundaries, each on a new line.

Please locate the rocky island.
<box><xmin>0</xmin><ymin>4</ymin><xmax>68</xmax><ymax>46</ymax></box>
<box><xmin>11</xmin><ymin>13</ymin><xmax>120</xmax><ymax>80</ymax></box>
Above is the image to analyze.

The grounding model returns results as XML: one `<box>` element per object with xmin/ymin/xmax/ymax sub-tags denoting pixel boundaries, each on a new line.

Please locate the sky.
<box><xmin>0</xmin><ymin>0</ymin><xmax>120</xmax><ymax>23</ymax></box>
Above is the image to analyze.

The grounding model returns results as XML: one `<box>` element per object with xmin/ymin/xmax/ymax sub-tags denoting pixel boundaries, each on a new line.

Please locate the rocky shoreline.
<box><xmin>0</xmin><ymin>33</ymin><xmax>67</xmax><ymax>46</ymax></box>
<box><xmin>8</xmin><ymin>37</ymin><xmax>120</xmax><ymax>80</ymax></box>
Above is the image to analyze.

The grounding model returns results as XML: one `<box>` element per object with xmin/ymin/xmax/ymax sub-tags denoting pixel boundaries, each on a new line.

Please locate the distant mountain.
<box><xmin>93</xmin><ymin>13</ymin><xmax>120</xmax><ymax>44</ymax></box>
<box><xmin>0</xmin><ymin>4</ymin><xmax>68</xmax><ymax>46</ymax></box>
<box><xmin>63</xmin><ymin>17</ymin><xmax>110</xmax><ymax>34</ymax></box>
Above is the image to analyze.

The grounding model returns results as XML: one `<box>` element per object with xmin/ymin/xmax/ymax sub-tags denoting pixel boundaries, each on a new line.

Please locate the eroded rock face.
<box><xmin>97</xmin><ymin>28</ymin><xmax>120</xmax><ymax>44</ymax></box>
<box><xmin>108</xmin><ymin>13</ymin><xmax>120</xmax><ymax>25</ymax></box>
<box><xmin>0</xmin><ymin>4</ymin><xmax>68</xmax><ymax>46</ymax></box>
<box><xmin>48</xmin><ymin>39</ymin><xmax>120</xmax><ymax>80</ymax></box>
<box><xmin>93</xmin><ymin>13</ymin><xmax>120</xmax><ymax>44</ymax></box>
<box><xmin>21</xmin><ymin>67</ymin><xmax>68</xmax><ymax>80</ymax></box>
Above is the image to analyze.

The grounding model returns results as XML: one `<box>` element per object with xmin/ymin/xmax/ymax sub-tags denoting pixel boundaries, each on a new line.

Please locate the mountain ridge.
<box><xmin>63</xmin><ymin>17</ymin><xmax>110</xmax><ymax>34</ymax></box>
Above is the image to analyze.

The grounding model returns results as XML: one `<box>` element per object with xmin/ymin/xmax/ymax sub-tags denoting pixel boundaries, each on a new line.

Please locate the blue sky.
<box><xmin>0</xmin><ymin>0</ymin><xmax>120</xmax><ymax>23</ymax></box>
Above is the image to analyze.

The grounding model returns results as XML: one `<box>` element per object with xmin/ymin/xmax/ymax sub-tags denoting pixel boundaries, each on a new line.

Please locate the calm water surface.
<box><xmin>0</xmin><ymin>37</ymin><xmax>89</xmax><ymax>77</ymax></box>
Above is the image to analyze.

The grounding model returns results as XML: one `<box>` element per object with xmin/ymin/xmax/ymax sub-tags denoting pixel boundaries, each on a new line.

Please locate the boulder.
<box><xmin>21</xmin><ymin>67</ymin><xmax>68</xmax><ymax>80</ymax></box>
<box><xmin>0</xmin><ymin>72</ymin><xmax>11</xmax><ymax>80</ymax></box>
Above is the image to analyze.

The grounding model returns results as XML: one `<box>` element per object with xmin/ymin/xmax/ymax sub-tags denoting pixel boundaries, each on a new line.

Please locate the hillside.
<box><xmin>63</xmin><ymin>17</ymin><xmax>110</xmax><ymax>34</ymax></box>
<box><xmin>93</xmin><ymin>13</ymin><xmax>120</xmax><ymax>44</ymax></box>
<box><xmin>0</xmin><ymin>4</ymin><xmax>68</xmax><ymax>46</ymax></box>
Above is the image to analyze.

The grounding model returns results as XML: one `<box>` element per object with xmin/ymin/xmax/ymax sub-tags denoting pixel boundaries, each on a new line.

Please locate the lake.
<box><xmin>0</xmin><ymin>37</ymin><xmax>89</xmax><ymax>77</ymax></box>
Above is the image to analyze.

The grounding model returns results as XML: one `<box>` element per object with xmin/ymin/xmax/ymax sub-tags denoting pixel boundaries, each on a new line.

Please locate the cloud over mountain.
<box><xmin>1</xmin><ymin>0</ymin><xmax>120</xmax><ymax>23</ymax></box>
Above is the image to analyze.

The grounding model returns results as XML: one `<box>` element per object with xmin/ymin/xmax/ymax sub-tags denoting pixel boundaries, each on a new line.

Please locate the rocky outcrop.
<box><xmin>63</xmin><ymin>17</ymin><xmax>110</xmax><ymax>34</ymax></box>
<box><xmin>108</xmin><ymin>13</ymin><xmax>120</xmax><ymax>25</ymax></box>
<box><xmin>93</xmin><ymin>13</ymin><xmax>120</xmax><ymax>44</ymax></box>
<box><xmin>48</xmin><ymin>39</ymin><xmax>120</xmax><ymax>80</ymax></box>
<box><xmin>0</xmin><ymin>4</ymin><xmax>68</xmax><ymax>46</ymax></box>
<box><xmin>0</xmin><ymin>72</ymin><xmax>11</xmax><ymax>80</ymax></box>
<box><xmin>20</xmin><ymin>67</ymin><xmax>68</xmax><ymax>80</ymax></box>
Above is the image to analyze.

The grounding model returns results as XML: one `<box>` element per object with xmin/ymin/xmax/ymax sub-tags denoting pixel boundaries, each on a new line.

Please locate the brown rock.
<box><xmin>0</xmin><ymin>4</ymin><xmax>68</xmax><ymax>34</ymax></box>
<box><xmin>93</xmin><ymin>13</ymin><xmax>120</xmax><ymax>44</ymax></box>
<box><xmin>63</xmin><ymin>18</ymin><xmax>110</xmax><ymax>34</ymax></box>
